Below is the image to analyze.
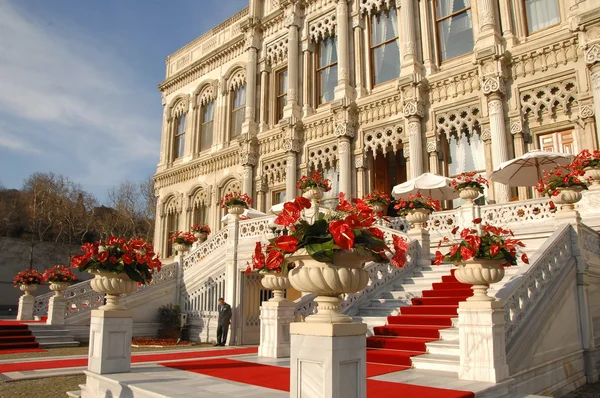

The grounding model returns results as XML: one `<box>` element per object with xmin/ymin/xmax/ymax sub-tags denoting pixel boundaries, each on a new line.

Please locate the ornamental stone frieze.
<box><xmin>265</xmin><ymin>36</ymin><xmax>289</xmax><ymax>65</ymax></box>
<box><xmin>520</xmin><ymin>79</ymin><xmax>578</xmax><ymax>119</ymax></box>
<box><xmin>308</xmin><ymin>142</ymin><xmax>339</xmax><ymax>170</ymax></box>
<box><xmin>193</xmin><ymin>80</ymin><xmax>218</xmax><ymax>108</ymax></box>
<box><xmin>435</xmin><ymin>106</ymin><xmax>482</xmax><ymax>139</ymax></box>
<box><xmin>308</xmin><ymin>11</ymin><xmax>336</xmax><ymax>43</ymax></box>
<box><xmin>585</xmin><ymin>43</ymin><xmax>600</xmax><ymax>65</ymax></box>
<box><xmin>282</xmin><ymin>138</ymin><xmax>301</xmax><ymax>153</ymax></box>
<box><xmin>363</xmin><ymin>124</ymin><xmax>404</xmax><ymax>158</ymax></box>
<box><xmin>262</xmin><ymin>158</ymin><xmax>287</xmax><ymax>185</ymax></box>
<box><xmin>359</xmin><ymin>0</ymin><xmax>394</xmax><ymax>16</ymax></box>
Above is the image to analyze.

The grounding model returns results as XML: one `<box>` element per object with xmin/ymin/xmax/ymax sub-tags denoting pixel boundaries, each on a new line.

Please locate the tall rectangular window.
<box><xmin>231</xmin><ymin>84</ymin><xmax>246</xmax><ymax>139</ymax></box>
<box><xmin>316</xmin><ymin>36</ymin><xmax>338</xmax><ymax>105</ymax></box>
<box><xmin>276</xmin><ymin>69</ymin><xmax>288</xmax><ymax>121</ymax></box>
<box><xmin>200</xmin><ymin>101</ymin><xmax>214</xmax><ymax>151</ymax></box>
<box><xmin>173</xmin><ymin>114</ymin><xmax>186</xmax><ymax>160</ymax></box>
<box><xmin>436</xmin><ymin>0</ymin><xmax>474</xmax><ymax>62</ymax></box>
<box><xmin>370</xmin><ymin>8</ymin><xmax>400</xmax><ymax>86</ymax></box>
<box><xmin>524</xmin><ymin>0</ymin><xmax>560</xmax><ymax>34</ymax></box>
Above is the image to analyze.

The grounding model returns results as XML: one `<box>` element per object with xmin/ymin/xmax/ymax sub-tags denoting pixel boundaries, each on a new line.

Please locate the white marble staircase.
<box><xmin>28</xmin><ymin>324</ymin><xmax>80</xmax><ymax>348</ymax></box>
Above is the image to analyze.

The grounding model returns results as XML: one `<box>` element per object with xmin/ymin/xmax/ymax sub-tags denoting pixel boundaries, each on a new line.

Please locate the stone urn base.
<box><xmin>89</xmin><ymin>271</ymin><xmax>137</xmax><ymax>311</ymax></box>
<box><xmin>458</xmin><ymin>186</ymin><xmax>481</xmax><ymax>204</ymax></box>
<box><xmin>553</xmin><ymin>186</ymin><xmax>584</xmax><ymax>213</ymax></box>
<box><xmin>49</xmin><ymin>282</ymin><xmax>71</xmax><ymax>297</ymax></box>
<box><xmin>405</xmin><ymin>208</ymin><xmax>431</xmax><ymax>229</ymax></box>
<box><xmin>454</xmin><ymin>259</ymin><xmax>505</xmax><ymax>301</ymax></box>
<box><xmin>585</xmin><ymin>167</ymin><xmax>600</xmax><ymax>190</ymax></box>
<box><xmin>193</xmin><ymin>232</ymin><xmax>208</xmax><ymax>242</ymax></box>
<box><xmin>19</xmin><ymin>284</ymin><xmax>38</xmax><ymax>296</ymax></box>
<box><xmin>261</xmin><ymin>274</ymin><xmax>291</xmax><ymax>302</ymax></box>
<box><xmin>173</xmin><ymin>243</ymin><xmax>191</xmax><ymax>254</ymax></box>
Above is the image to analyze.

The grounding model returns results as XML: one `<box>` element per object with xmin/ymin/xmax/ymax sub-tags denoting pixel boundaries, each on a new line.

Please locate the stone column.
<box><xmin>243</xmin><ymin>33</ymin><xmax>259</xmax><ymax>135</ymax></box>
<box><xmin>419</xmin><ymin>0</ymin><xmax>435</xmax><ymax>73</ymax></box>
<box><xmin>483</xmin><ymin>76</ymin><xmax>510</xmax><ymax>203</ymax></box>
<box><xmin>259</xmin><ymin>65</ymin><xmax>270</xmax><ymax>132</ymax></box>
<box><xmin>355</xmin><ymin>155</ymin><xmax>366</xmax><ymax>198</ymax></box>
<box><xmin>458</xmin><ymin>301</ymin><xmax>509</xmax><ymax>383</ymax></box>
<box><xmin>17</xmin><ymin>290</ymin><xmax>34</xmax><ymax>321</ymax></box>
<box><xmin>284</xmin><ymin>9</ymin><xmax>302</xmax><ymax>119</ymax></box>
<box><xmin>241</xmin><ymin>149</ymin><xmax>258</xmax><ymax>197</ymax></box>
<box><xmin>290</xmin><ymin>323</ymin><xmax>367</xmax><ymax>398</ymax></box>
<box><xmin>476</xmin><ymin>0</ymin><xmax>499</xmax><ymax>48</ymax></box>
<box><xmin>585</xmin><ymin>43</ymin><xmax>600</xmax><ymax>145</ymax></box>
<box><xmin>399</xmin><ymin>0</ymin><xmax>418</xmax><ymax>65</ymax></box>
<box><xmin>47</xmin><ymin>292</ymin><xmax>67</xmax><ymax>325</ymax></box>
<box><xmin>407</xmin><ymin>117</ymin><xmax>424</xmax><ymax>178</ymax></box>
<box><xmin>353</xmin><ymin>16</ymin><xmax>367</xmax><ymax>98</ymax></box>
<box><xmin>334</xmin><ymin>0</ymin><xmax>352</xmax><ymax>100</ymax></box>
<box><xmin>427</xmin><ymin>139</ymin><xmax>440</xmax><ymax>175</ymax></box>
<box><xmin>338</xmin><ymin>136</ymin><xmax>352</xmax><ymax>196</ymax></box>
<box><xmin>284</xmin><ymin>139</ymin><xmax>300</xmax><ymax>200</ymax></box>
<box><xmin>511</xmin><ymin>120</ymin><xmax>528</xmax><ymax>200</ymax></box>
<box><xmin>302</xmin><ymin>42</ymin><xmax>314</xmax><ymax>115</ymax></box>
<box><xmin>255</xmin><ymin>180</ymin><xmax>267</xmax><ymax>213</ymax></box>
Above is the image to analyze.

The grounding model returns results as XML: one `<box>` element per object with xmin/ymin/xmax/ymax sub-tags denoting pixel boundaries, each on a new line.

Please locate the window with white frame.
<box><xmin>200</xmin><ymin>101</ymin><xmax>214</xmax><ymax>151</ymax></box>
<box><xmin>276</xmin><ymin>69</ymin><xmax>288</xmax><ymax>121</ymax></box>
<box><xmin>435</xmin><ymin>0</ymin><xmax>474</xmax><ymax>62</ymax></box>
<box><xmin>231</xmin><ymin>84</ymin><xmax>246</xmax><ymax>139</ymax></box>
<box><xmin>369</xmin><ymin>7</ymin><xmax>400</xmax><ymax>86</ymax></box>
<box><xmin>173</xmin><ymin>114</ymin><xmax>186</xmax><ymax>160</ymax></box>
<box><xmin>316</xmin><ymin>36</ymin><xmax>338</xmax><ymax>105</ymax></box>
<box><xmin>446</xmin><ymin>131</ymin><xmax>487</xmax><ymax>206</ymax></box>
<box><xmin>524</xmin><ymin>0</ymin><xmax>560</xmax><ymax>34</ymax></box>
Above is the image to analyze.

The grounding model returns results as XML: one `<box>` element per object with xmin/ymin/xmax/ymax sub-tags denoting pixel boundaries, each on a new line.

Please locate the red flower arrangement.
<box><xmin>43</xmin><ymin>265</ymin><xmax>78</xmax><ymax>284</ymax></box>
<box><xmin>394</xmin><ymin>193</ymin><xmax>441</xmax><ymax>216</ymax></box>
<box><xmin>220</xmin><ymin>192</ymin><xmax>252</xmax><ymax>209</ymax></box>
<box><xmin>71</xmin><ymin>237</ymin><xmax>162</xmax><ymax>284</ymax></box>
<box><xmin>535</xmin><ymin>165</ymin><xmax>588</xmax><ymax>197</ymax></box>
<box><xmin>362</xmin><ymin>190</ymin><xmax>392</xmax><ymax>207</ymax></box>
<box><xmin>190</xmin><ymin>223</ymin><xmax>211</xmax><ymax>234</ymax></box>
<box><xmin>169</xmin><ymin>231</ymin><xmax>198</xmax><ymax>245</ymax></box>
<box><xmin>433</xmin><ymin>218</ymin><xmax>529</xmax><ymax>267</ymax></box>
<box><xmin>13</xmin><ymin>269</ymin><xmax>44</xmax><ymax>287</ymax></box>
<box><xmin>572</xmin><ymin>149</ymin><xmax>600</xmax><ymax>170</ymax></box>
<box><xmin>449</xmin><ymin>171</ymin><xmax>489</xmax><ymax>193</ymax></box>
<box><xmin>246</xmin><ymin>193</ymin><xmax>409</xmax><ymax>275</ymax></box>
<box><xmin>296</xmin><ymin>171</ymin><xmax>332</xmax><ymax>192</ymax></box>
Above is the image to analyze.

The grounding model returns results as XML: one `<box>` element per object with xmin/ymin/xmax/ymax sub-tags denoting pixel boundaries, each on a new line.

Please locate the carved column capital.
<box><xmin>481</xmin><ymin>128</ymin><xmax>492</xmax><ymax>142</ymax></box>
<box><xmin>403</xmin><ymin>147</ymin><xmax>410</xmax><ymax>159</ymax></box>
<box><xmin>403</xmin><ymin>100</ymin><xmax>425</xmax><ymax>118</ymax></box>
<box><xmin>585</xmin><ymin>43</ymin><xmax>600</xmax><ymax>66</ymax></box>
<box><xmin>334</xmin><ymin>122</ymin><xmax>355</xmax><ymax>138</ymax></box>
<box><xmin>284</xmin><ymin>10</ymin><xmax>301</xmax><ymax>28</ymax></box>
<box><xmin>510</xmin><ymin>121</ymin><xmax>523</xmax><ymax>135</ymax></box>
<box><xmin>581</xmin><ymin>104</ymin><xmax>595</xmax><ymax>119</ymax></box>
<box><xmin>355</xmin><ymin>155</ymin><xmax>366</xmax><ymax>169</ymax></box>
<box><xmin>240</xmin><ymin>152</ymin><xmax>258</xmax><ymax>166</ymax></box>
<box><xmin>481</xmin><ymin>75</ymin><xmax>506</xmax><ymax>96</ymax></box>
<box><xmin>282</xmin><ymin>138</ymin><xmax>301</xmax><ymax>153</ymax></box>
<box><xmin>488</xmin><ymin>98</ymin><xmax>504</xmax><ymax>116</ymax></box>
<box><xmin>426</xmin><ymin>140</ymin><xmax>440</xmax><ymax>153</ymax></box>
<box><xmin>245</xmin><ymin>35</ymin><xmax>260</xmax><ymax>51</ymax></box>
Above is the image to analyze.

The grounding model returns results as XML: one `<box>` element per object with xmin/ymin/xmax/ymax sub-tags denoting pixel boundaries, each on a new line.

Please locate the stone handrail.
<box><xmin>239</xmin><ymin>216</ymin><xmax>276</xmax><ymax>238</ymax></box>
<box><xmin>294</xmin><ymin>293</ymin><xmax>318</xmax><ymax>320</ymax></box>
<box><xmin>33</xmin><ymin>263</ymin><xmax>178</xmax><ymax>318</ymax></box>
<box><xmin>480</xmin><ymin>197</ymin><xmax>553</xmax><ymax>225</ymax></box>
<box><xmin>580</xmin><ymin>224</ymin><xmax>600</xmax><ymax>258</ymax></box>
<box><xmin>499</xmin><ymin>224</ymin><xmax>573</xmax><ymax>351</ymax></box>
<box><xmin>428</xmin><ymin>209</ymin><xmax>460</xmax><ymax>236</ymax></box>
<box><xmin>183</xmin><ymin>227</ymin><xmax>229</xmax><ymax>270</ymax></box>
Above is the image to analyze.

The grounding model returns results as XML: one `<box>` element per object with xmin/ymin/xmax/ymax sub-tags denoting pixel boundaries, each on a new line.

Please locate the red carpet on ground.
<box><xmin>0</xmin><ymin>347</ymin><xmax>258</xmax><ymax>373</ymax></box>
<box><xmin>163</xmin><ymin>357</ymin><xmax>474</xmax><ymax>398</ymax></box>
<box><xmin>367</xmin><ymin>269</ymin><xmax>472</xmax><ymax>368</ymax></box>
<box><xmin>0</xmin><ymin>321</ymin><xmax>40</xmax><ymax>351</ymax></box>
<box><xmin>0</xmin><ymin>348</ymin><xmax>46</xmax><ymax>355</ymax></box>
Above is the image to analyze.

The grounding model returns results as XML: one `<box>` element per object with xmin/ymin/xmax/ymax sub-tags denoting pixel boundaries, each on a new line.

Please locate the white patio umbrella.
<box><xmin>391</xmin><ymin>172</ymin><xmax>459</xmax><ymax>201</ymax></box>
<box><xmin>221</xmin><ymin>207</ymin><xmax>267</xmax><ymax>223</ymax></box>
<box><xmin>488</xmin><ymin>150</ymin><xmax>573</xmax><ymax>186</ymax></box>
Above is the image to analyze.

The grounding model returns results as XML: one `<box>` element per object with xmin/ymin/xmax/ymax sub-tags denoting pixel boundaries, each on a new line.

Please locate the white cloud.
<box><xmin>0</xmin><ymin>1</ymin><xmax>161</xmax><ymax>191</ymax></box>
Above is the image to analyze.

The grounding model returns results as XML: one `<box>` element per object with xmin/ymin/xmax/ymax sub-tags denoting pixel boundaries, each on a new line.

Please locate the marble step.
<box><xmin>438</xmin><ymin>327</ymin><xmax>459</xmax><ymax>341</ymax></box>
<box><xmin>411</xmin><ymin>353</ymin><xmax>460</xmax><ymax>372</ymax></box>
<box><xmin>355</xmin><ymin>307</ymin><xmax>400</xmax><ymax>317</ymax></box>
<box><xmin>66</xmin><ymin>391</ymin><xmax>81</xmax><ymax>398</ymax></box>
<box><xmin>367</xmin><ymin>298</ymin><xmax>415</xmax><ymax>308</ymax></box>
<box><xmin>38</xmin><ymin>340</ymin><xmax>80</xmax><ymax>348</ymax></box>
<box><xmin>425</xmin><ymin>339</ymin><xmax>460</xmax><ymax>356</ymax></box>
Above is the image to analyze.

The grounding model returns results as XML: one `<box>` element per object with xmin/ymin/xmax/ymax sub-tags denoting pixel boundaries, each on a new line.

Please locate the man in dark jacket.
<box><xmin>215</xmin><ymin>298</ymin><xmax>232</xmax><ymax>346</ymax></box>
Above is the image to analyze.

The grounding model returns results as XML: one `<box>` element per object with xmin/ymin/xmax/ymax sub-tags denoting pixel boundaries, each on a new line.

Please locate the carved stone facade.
<box><xmin>153</xmin><ymin>0</ymin><xmax>600</xmax><ymax>256</ymax></box>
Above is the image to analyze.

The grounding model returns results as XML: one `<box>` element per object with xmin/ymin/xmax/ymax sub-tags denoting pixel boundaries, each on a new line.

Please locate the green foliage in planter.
<box><xmin>157</xmin><ymin>304</ymin><xmax>181</xmax><ymax>332</ymax></box>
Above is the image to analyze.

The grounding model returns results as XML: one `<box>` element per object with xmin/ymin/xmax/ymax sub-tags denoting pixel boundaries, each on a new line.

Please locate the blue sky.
<box><xmin>0</xmin><ymin>0</ymin><xmax>247</xmax><ymax>203</ymax></box>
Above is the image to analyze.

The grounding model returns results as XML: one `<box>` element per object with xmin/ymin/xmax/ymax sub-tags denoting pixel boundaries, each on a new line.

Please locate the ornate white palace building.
<box><xmin>152</xmin><ymin>0</ymin><xmax>600</xmax><ymax>256</ymax></box>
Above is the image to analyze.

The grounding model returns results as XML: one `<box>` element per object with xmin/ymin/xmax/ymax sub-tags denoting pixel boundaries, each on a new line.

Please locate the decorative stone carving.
<box><xmin>592</xmin><ymin>71</ymin><xmax>600</xmax><ymax>90</ymax></box>
<box><xmin>282</xmin><ymin>138</ymin><xmax>301</xmax><ymax>153</ymax></box>
<box><xmin>169</xmin><ymin>94</ymin><xmax>190</xmax><ymax>119</ymax></box>
<box><xmin>407</xmin><ymin>121</ymin><xmax>420</xmax><ymax>136</ymax></box>
<box><xmin>245</xmin><ymin>35</ymin><xmax>260</xmax><ymax>51</ymax></box>
<box><xmin>488</xmin><ymin>99</ymin><xmax>503</xmax><ymax>116</ymax></box>
<box><xmin>478</xmin><ymin>0</ymin><xmax>495</xmax><ymax>31</ymax></box>
<box><xmin>435</xmin><ymin>106</ymin><xmax>482</xmax><ymax>139</ymax></box>
<box><xmin>403</xmin><ymin>100</ymin><xmax>424</xmax><ymax>118</ymax></box>
<box><xmin>308</xmin><ymin>143</ymin><xmax>339</xmax><ymax>170</ymax></box>
<box><xmin>355</xmin><ymin>156</ymin><xmax>366</xmax><ymax>169</ymax></box>
<box><xmin>581</xmin><ymin>105</ymin><xmax>595</xmax><ymax>119</ymax></box>
<box><xmin>363</xmin><ymin>125</ymin><xmax>404</xmax><ymax>158</ymax></box>
<box><xmin>403</xmin><ymin>42</ymin><xmax>417</xmax><ymax>58</ymax></box>
<box><xmin>585</xmin><ymin>43</ymin><xmax>600</xmax><ymax>65</ymax></box>
<box><xmin>481</xmin><ymin>129</ymin><xmax>492</xmax><ymax>142</ymax></box>
<box><xmin>426</xmin><ymin>140</ymin><xmax>440</xmax><ymax>153</ymax></box>
<box><xmin>520</xmin><ymin>79</ymin><xmax>578</xmax><ymax>119</ymax></box>
<box><xmin>334</xmin><ymin>122</ymin><xmax>355</xmax><ymax>138</ymax></box>
<box><xmin>222</xmin><ymin>179</ymin><xmax>242</xmax><ymax>196</ymax></box>
<box><xmin>240</xmin><ymin>152</ymin><xmax>258</xmax><ymax>166</ymax></box>
<box><xmin>481</xmin><ymin>75</ymin><xmax>506</xmax><ymax>96</ymax></box>
<box><xmin>266</xmin><ymin>36</ymin><xmax>289</xmax><ymax>65</ymax></box>
<box><xmin>191</xmin><ymin>186</ymin><xmax>211</xmax><ymax>209</ymax></box>
<box><xmin>196</xmin><ymin>81</ymin><xmax>218</xmax><ymax>107</ymax></box>
<box><xmin>229</xmin><ymin>69</ymin><xmax>247</xmax><ymax>91</ymax></box>
<box><xmin>403</xmin><ymin>147</ymin><xmax>410</xmax><ymax>159</ymax></box>
<box><xmin>262</xmin><ymin>159</ymin><xmax>288</xmax><ymax>184</ymax></box>
<box><xmin>288</xmin><ymin>88</ymin><xmax>297</xmax><ymax>101</ymax></box>
<box><xmin>285</xmin><ymin>11</ymin><xmax>300</xmax><ymax>28</ymax></box>
<box><xmin>359</xmin><ymin>0</ymin><xmax>393</xmax><ymax>15</ymax></box>
<box><xmin>255</xmin><ymin>178</ymin><xmax>268</xmax><ymax>193</ymax></box>
<box><xmin>510</xmin><ymin>121</ymin><xmax>523</xmax><ymax>135</ymax></box>
<box><xmin>309</xmin><ymin>12</ymin><xmax>337</xmax><ymax>43</ymax></box>
<box><xmin>338</xmin><ymin>139</ymin><xmax>351</xmax><ymax>155</ymax></box>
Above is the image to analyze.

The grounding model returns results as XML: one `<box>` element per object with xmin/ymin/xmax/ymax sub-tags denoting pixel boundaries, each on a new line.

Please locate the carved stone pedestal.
<box><xmin>47</xmin><ymin>296</ymin><xmax>67</xmax><ymax>325</ymax></box>
<box><xmin>87</xmin><ymin>310</ymin><xmax>133</xmax><ymax>375</ymax></box>
<box><xmin>258</xmin><ymin>301</ymin><xmax>295</xmax><ymax>358</ymax></box>
<box><xmin>17</xmin><ymin>294</ymin><xmax>34</xmax><ymax>321</ymax></box>
<box><xmin>458</xmin><ymin>301</ymin><xmax>509</xmax><ymax>383</ymax></box>
<box><xmin>407</xmin><ymin>227</ymin><xmax>431</xmax><ymax>267</ymax></box>
<box><xmin>290</xmin><ymin>322</ymin><xmax>367</xmax><ymax>398</ymax></box>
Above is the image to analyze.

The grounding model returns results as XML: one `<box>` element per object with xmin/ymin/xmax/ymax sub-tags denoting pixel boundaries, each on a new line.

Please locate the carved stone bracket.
<box><xmin>282</xmin><ymin>138</ymin><xmax>301</xmax><ymax>153</ymax></box>
<box><xmin>481</xmin><ymin>128</ymin><xmax>492</xmax><ymax>142</ymax></box>
<box><xmin>334</xmin><ymin>122</ymin><xmax>355</xmax><ymax>139</ymax></box>
<box><xmin>510</xmin><ymin>121</ymin><xmax>523</xmax><ymax>135</ymax></box>
<box><xmin>581</xmin><ymin>104</ymin><xmax>595</xmax><ymax>119</ymax></box>
<box><xmin>403</xmin><ymin>100</ymin><xmax>425</xmax><ymax>118</ymax></box>
<box><xmin>426</xmin><ymin>140</ymin><xmax>440</xmax><ymax>153</ymax></box>
<box><xmin>240</xmin><ymin>152</ymin><xmax>258</xmax><ymax>166</ymax></box>
<box><xmin>481</xmin><ymin>74</ymin><xmax>506</xmax><ymax>96</ymax></box>
<box><xmin>403</xmin><ymin>147</ymin><xmax>410</xmax><ymax>159</ymax></box>
<box><xmin>585</xmin><ymin>43</ymin><xmax>600</xmax><ymax>66</ymax></box>
<box><xmin>355</xmin><ymin>155</ymin><xmax>366</xmax><ymax>169</ymax></box>
<box><xmin>308</xmin><ymin>11</ymin><xmax>337</xmax><ymax>43</ymax></box>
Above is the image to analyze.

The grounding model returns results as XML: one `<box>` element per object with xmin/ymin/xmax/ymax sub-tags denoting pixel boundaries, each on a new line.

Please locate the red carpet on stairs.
<box><xmin>163</xmin><ymin>358</ymin><xmax>475</xmax><ymax>398</ymax></box>
<box><xmin>366</xmin><ymin>269</ymin><xmax>472</xmax><ymax>368</ymax></box>
<box><xmin>0</xmin><ymin>321</ymin><xmax>40</xmax><ymax>352</ymax></box>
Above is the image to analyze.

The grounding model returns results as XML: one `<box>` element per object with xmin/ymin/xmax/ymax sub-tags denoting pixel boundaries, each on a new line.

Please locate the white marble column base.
<box><xmin>290</xmin><ymin>322</ymin><xmax>367</xmax><ymax>398</ymax></box>
<box><xmin>88</xmin><ymin>310</ymin><xmax>133</xmax><ymax>375</ymax></box>
<box><xmin>458</xmin><ymin>301</ymin><xmax>509</xmax><ymax>383</ymax></box>
<box><xmin>259</xmin><ymin>301</ymin><xmax>295</xmax><ymax>358</ymax></box>
<box><xmin>407</xmin><ymin>228</ymin><xmax>431</xmax><ymax>267</ymax></box>
<box><xmin>47</xmin><ymin>296</ymin><xmax>67</xmax><ymax>325</ymax></box>
<box><xmin>17</xmin><ymin>294</ymin><xmax>34</xmax><ymax>321</ymax></box>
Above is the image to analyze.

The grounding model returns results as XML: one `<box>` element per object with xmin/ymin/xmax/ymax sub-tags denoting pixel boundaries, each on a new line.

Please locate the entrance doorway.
<box><xmin>370</xmin><ymin>149</ymin><xmax>407</xmax><ymax>214</ymax></box>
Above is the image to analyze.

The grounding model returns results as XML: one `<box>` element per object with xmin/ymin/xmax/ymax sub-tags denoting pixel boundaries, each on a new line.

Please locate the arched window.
<box><xmin>231</xmin><ymin>84</ymin><xmax>246</xmax><ymax>139</ymax></box>
<box><xmin>435</xmin><ymin>0</ymin><xmax>474</xmax><ymax>62</ymax></box>
<box><xmin>369</xmin><ymin>8</ymin><xmax>400</xmax><ymax>86</ymax></box>
<box><xmin>524</xmin><ymin>0</ymin><xmax>560</xmax><ymax>34</ymax></box>
<box><xmin>173</xmin><ymin>114</ymin><xmax>186</xmax><ymax>160</ymax></box>
<box><xmin>316</xmin><ymin>36</ymin><xmax>338</xmax><ymax>105</ymax></box>
<box><xmin>165</xmin><ymin>202</ymin><xmax>179</xmax><ymax>257</ymax></box>
<box><xmin>200</xmin><ymin>101</ymin><xmax>214</xmax><ymax>151</ymax></box>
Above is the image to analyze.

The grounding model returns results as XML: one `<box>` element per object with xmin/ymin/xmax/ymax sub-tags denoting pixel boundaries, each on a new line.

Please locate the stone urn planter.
<box><xmin>227</xmin><ymin>204</ymin><xmax>246</xmax><ymax>220</ymax></box>
<box><xmin>302</xmin><ymin>187</ymin><xmax>324</xmax><ymax>202</ymax></box>
<box><xmin>288</xmin><ymin>250</ymin><xmax>370</xmax><ymax>323</ymax></box>
<box><xmin>193</xmin><ymin>232</ymin><xmax>208</xmax><ymax>242</ymax></box>
<box><xmin>584</xmin><ymin>167</ymin><xmax>600</xmax><ymax>190</ymax></box>
<box><xmin>371</xmin><ymin>202</ymin><xmax>386</xmax><ymax>214</ymax></box>
<box><xmin>458</xmin><ymin>186</ymin><xmax>481</xmax><ymax>205</ymax></box>
<box><xmin>261</xmin><ymin>274</ymin><xmax>291</xmax><ymax>302</ymax></box>
<box><xmin>404</xmin><ymin>208</ymin><xmax>432</xmax><ymax>229</ymax></box>
<box><xmin>553</xmin><ymin>186</ymin><xmax>584</xmax><ymax>212</ymax></box>
<box><xmin>89</xmin><ymin>271</ymin><xmax>138</xmax><ymax>311</ymax></box>
<box><xmin>454</xmin><ymin>259</ymin><xmax>505</xmax><ymax>302</ymax></box>
<box><xmin>173</xmin><ymin>243</ymin><xmax>191</xmax><ymax>254</ymax></box>
<box><xmin>49</xmin><ymin>282</ymin><xmax>71</xmax><ymax>297</ymax></box>
<box><xmin>19</xmin><ymin>284</ymin><xmax>38</xmax><ymax>296</ymax></box>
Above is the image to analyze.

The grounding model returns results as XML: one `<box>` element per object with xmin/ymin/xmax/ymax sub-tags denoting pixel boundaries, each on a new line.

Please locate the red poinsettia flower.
<box><xmin>274</xmin><ymin>236</ymin><xmax>299</xmax><ymax>253</ymax></box>
<box><xmin>266</xmin><ymin>250</ymin><xmax>284</xmax><ymax>271</ymax></box>
<box><xmin>367</xmin><ymin>227</ymin><xmax>384</xmax><ymax>240</ymax></box>
<box><xmin>294</xmin><ymin>196</ymin><xmax>311</xmax><ymax>209</ymax></box>
<box><xmin>252</xmin><ymin>242</ymin><xmax>265</xmax><ymax>269</ymax></box>
<box><xmin>329</xmin><ymin>220</ymin><xmax>355</xmax><ymax>251</ymax></box>
<box><xmin>490</xmin><ymin>243</ymin><xmax>501</xmax><ymax>257</ymax></box>
<box><xmin>97</xmin><ymin>251</ymin><xmax>109</xmax><ymax>262</ymax></box>
<box><xmin>433</xmin><ymin>251</ymin><xmax>445</xmax><ymax>266</ymax></box>
<box><xmin>336</xmin><ymin>193</ymin><xmax>354</xmax><ymax>213</ymax></box>
<box><xmin>460</xmin><ymin>246</ymin><xmax>474</xmax><ymax>260</ymax></box>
